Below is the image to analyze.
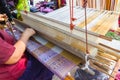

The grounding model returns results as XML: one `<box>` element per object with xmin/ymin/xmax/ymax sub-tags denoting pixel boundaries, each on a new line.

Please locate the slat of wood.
<box><xmin>95</xmin><ymin>13</ymin><xmax>118</xmax><ymax>35</ymax></box>
<box><xmin>90</xmin><ymin>12</ymin><xmax>111</xmax><ymax>32</ymax></box>
<box><xmin>97</xmin><ymin>43</ymin><xmax>120</xmax><ymax>59</ymax></box>
<box><xmin>109</xmin><ymin>59</ymin><xmax>120</xmax><ymax>80</ymax></box>
<box><xmin>70</xmin><ymin>40</ymin><xmax>97</xmax><ymax>56</ymax></box>
<box><xmin>90</xmin><ymin>60</ymin><xmax>113</xmax><ymax>76</ymax></box>
<box><xmin>80</xmin><ymin>11</ymin><xmax>105</xmax><ymax>28</ymax></box>
<box><xmin>96</xmin><ymin>13</ymin><xmax>118</xmax><ymax>33</ymax></box>
<box><xmin>97</xmin><ymin>51</ymin><xmax>117</xmax><ymax>61</ymax></box>
<box><xmin>96</xmin><ymin>55</ymin><xmax>114</xmax><ymax>66</ymax></box>
<box><xmin>94</xmin><ymin>14</ymin><xmax>111</xmax><ymax>33</ymax></box>
<box><xmin>77</xmin><ymin>10</ymin><xmax>100</xmax><ymax>28</ymax></box>
<box><xmin>97</xmin><ymin>20</ymin><xmax>118</xmax><ymax>35</ymax></box>
<box><xmin>75</xmin><ymin>9</ymin><xmax>95</xmax><ymax>26</ymax></box>
<box><xmin>99</xmin><ymin>42</ymin><xmax>120</xmax><ymax>53</ymax></box>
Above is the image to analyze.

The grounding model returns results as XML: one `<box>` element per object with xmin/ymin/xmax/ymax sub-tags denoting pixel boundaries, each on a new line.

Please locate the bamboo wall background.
<box><xmin>66</xmin><ymin>0</ymin><xmax>120</xmax><ymax>12</ymax></box>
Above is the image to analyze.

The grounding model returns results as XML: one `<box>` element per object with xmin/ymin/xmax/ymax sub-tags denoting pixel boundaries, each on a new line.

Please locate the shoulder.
<box><xmin>0</xmin><ymin>29</ymin><xmax>15</xmax><ymax>44</ymax></box>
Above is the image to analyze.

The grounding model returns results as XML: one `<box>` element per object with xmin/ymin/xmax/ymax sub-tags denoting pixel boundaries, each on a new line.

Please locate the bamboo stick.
<box><xmin>87</xmin><ymin>0</ymin><xmax>90</xmax><ymax>8</ymax></box>
<box><xmin>106</xmin><ymin>0</ymin><xmax>111</xmax><ymax>10</ymax></box>
<box><xmin>116</xmin><ymin>0</ymin><xmax>120</xmax><ymax>12</ymax></box>
<box><xmin>114</xmin><ymin>0</ymin><xmax>118</xmax><ymax>11</ymax></box>
<box><xmin>80</xmin><ymin>0</ymin><xmax>84</xmax><ymax>7</ymax></box>
<box><xmin>96</xmin><ymin>0</ymin><xmax>100</xmax><ymax>10</ymax></box>
<box><xmin>100</xmin><ymin>0</ymin><xmax>103</xmax><ymax>10</ymax></box>
<box><xmin>102</xmin><ymin>0</ymin><xmax>106</xmax><ymax>10</ymax></box>
<box><xmin>110</xmin><ymin>0</ymin><xmax>115</xmax><ymax>11</ymax></box>
<box><xmin>93</xmin><ymin>0</ymin><xmax>96</xmax><ymax>9</ymax></box>
<box><xmin>76</xmin><ymin>0</ymin><xmax>80</xmax><ymax>6</ymax></box>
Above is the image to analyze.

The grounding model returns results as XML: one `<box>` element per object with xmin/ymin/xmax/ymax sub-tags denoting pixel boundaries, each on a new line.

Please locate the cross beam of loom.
<box><xmin>14</xmin><ymin>5</ymin><xmax>120</xmax><ymax>80</ymax></box>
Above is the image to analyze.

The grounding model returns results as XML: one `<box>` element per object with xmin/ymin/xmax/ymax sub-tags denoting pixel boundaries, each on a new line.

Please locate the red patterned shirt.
<box><xmin>0</xmin><ymin>30</ymin><xmax>27</xmax><ymax>80</ymax></box>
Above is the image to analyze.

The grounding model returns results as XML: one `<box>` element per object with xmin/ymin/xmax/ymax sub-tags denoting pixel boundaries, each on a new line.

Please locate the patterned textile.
<box><xmin>13</xmin><ymin>27</ymin><xmax>79</xmax><ymax>79</ymax></box>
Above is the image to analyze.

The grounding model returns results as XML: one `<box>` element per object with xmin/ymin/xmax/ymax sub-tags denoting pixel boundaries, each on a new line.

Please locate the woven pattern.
<box><xmin>14</xmin><ymin>30</ymin><xmax>81</xmax><ymax>79</ymax></box>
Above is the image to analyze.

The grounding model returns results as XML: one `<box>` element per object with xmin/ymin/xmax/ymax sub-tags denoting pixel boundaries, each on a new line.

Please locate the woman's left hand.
<box><xmin>0</xmin><ymin>14</ymin><xmax>8</xmax><ymax>22</ymax></box>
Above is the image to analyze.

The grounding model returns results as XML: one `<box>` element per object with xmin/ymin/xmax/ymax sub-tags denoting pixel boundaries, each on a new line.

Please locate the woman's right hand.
<box><xmin>22</xmin><ymin>28</ymin><xmax>36</xmax><ymax>38</ymax></box>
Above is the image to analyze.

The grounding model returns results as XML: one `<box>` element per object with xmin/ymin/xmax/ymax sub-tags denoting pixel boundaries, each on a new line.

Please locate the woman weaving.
<box><xmin>0</xmin><ymin>14</ymin><xmax>53</xmax><ymax>80</ymax></box>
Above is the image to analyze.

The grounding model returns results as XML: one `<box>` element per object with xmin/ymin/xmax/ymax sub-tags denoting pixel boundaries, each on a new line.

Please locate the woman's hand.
<box><xmin>5</xmin><ymin>28</ymin><xmax>36</xmax><ymax>64</ymax></box>
<box><xmin>22</xmin><ymin>28</ymin><xmax>36</xmax><ymax>38</ymax></box>
<box><xmin>0</xmin><ymin>14</ymin><xmax>7</xmax><ymax>22</ymax></box>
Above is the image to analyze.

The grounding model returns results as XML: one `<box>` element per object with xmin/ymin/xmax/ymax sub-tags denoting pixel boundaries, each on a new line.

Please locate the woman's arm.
<box><xmin>5</xmin><ymin>28</ymin><xmax>35</xmax><ymax>64</ymax></box>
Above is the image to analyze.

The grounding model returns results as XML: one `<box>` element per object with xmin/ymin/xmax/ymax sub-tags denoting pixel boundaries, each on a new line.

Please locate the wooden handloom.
<box><xmin>13</xmin><ymin>6</ymin><xmax>120</xmax><ymax>80</ymax></box>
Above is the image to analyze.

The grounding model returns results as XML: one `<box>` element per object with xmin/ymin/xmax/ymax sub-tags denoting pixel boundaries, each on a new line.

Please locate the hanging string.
<box><xmin>80</xmin><ymin>0</ymin><xmax>95</xmax><ymax>76</ymax></box>
<box><xmin>69</xmin><ymin>0</ymin><xmax>73</xmax><ymax>31</ymax></box>
<box><xmin>71</xmin><ymin>0</ymin><xmax>74</xmax><ymax>20</ymax></box>
<box><xmin>82</xmin><ymin>0</ymin><xmax>89</xmax><ymax>54</ymax></box>
<box><xmin>69</xmin><ymin>0</ymin><xmax>76</xmax><ymax>31</ymax></box>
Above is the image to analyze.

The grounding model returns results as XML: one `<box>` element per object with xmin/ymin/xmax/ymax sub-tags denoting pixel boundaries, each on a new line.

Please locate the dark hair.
<box><xmin>6</xmin><ymin>0</ymin><xmax>18</xmax><ymax>6</ymax></box>
<box><xmin>13</xmin><ymin>0</ymin><xmax>19</xmax><ymax>6</ymax></box>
